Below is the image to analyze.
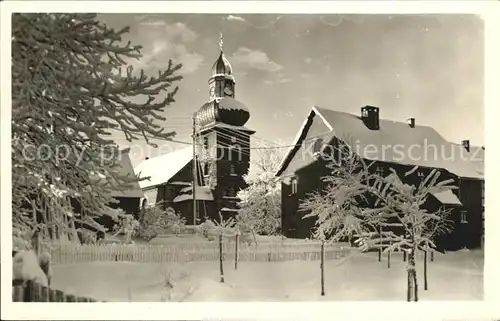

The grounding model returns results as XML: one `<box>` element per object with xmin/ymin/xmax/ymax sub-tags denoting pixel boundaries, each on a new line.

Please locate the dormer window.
<box><xmin>375</xmin><ymin>166</ymin><xmax>385</xmax><ymax>177</ymax></box>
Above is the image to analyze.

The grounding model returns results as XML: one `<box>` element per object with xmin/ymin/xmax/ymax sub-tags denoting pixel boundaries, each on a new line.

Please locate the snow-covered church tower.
<box><xmin>194</xmin><ymin>35</ymin><xmax>255</xmax><ymax>220</ymax></box>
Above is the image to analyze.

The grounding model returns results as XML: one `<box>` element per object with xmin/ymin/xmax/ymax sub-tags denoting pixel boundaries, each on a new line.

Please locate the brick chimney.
<box><xmin>407</xmin><ymin>118</ymin><xmax>415</xmax><ymax>128</ymax></box>
<box><xmin>361</xmin><ymin>106</ymin><xmax>380</xmax><ymax>130</ymax></box>
<box><xmin>462</xmin><ymin>140</ymin><xmax>470</xmax><ymax>152</ymax></box>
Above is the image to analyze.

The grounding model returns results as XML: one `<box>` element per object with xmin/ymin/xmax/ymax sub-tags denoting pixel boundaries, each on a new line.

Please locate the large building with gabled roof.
<box><xmin>276</xmin><ymin>105</ymin><xmax>484</xmax><ymax>251</ymax></box>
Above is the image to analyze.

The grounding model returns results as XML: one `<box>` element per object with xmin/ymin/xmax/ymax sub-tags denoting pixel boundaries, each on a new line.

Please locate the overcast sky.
<box><xmin>96</xmin><ymin>13</ymin><xmax>484</xmax><ymax>169</ymax></box>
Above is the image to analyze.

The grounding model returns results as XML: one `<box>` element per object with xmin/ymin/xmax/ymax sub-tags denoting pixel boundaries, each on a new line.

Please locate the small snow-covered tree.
<box><xmin>138</xmin><ymin>205</ymin><xmax>186</xmax><ymax>241</ymax></box>
<box><xmin>364</xmin><ymin>167</ymin><xmax>454</xmax><ymax>301</ymax></box>
<box><xmin>204</xmin><ymin>213</ymin><xmax>238</xmax><ymax>283</ymax></box>
<box><xmin>12</xmin><ymin>13</ymin><xmax>182</xmax><ymax>247</ymax></box>
<box><xmin>301</xmin><ymin>139</ymin><xmax>455</xmax><ymax>301</ymax></box>
<box><xmin>301</xmin><ymin>140</ymin><xmax>377</xmax><ymax>243</ymax></box>
<box><xmin>237</xmin><ymin>149</ymin><xmax>283</xmax><ymax>240</ymax></box>
<box><xmin>112</xmin><ymin>214</ymin><xmax>140</xmax><ymax>244</ymax></box>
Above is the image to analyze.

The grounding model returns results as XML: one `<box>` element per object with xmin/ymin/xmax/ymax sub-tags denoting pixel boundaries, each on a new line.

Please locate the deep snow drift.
<box><xmin>51</xmin><ymin>249</ymin><xmax>483</xmax><ymax>302</ymax></box>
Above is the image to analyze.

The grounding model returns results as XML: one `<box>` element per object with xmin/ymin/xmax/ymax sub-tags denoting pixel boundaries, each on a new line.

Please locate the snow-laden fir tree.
<box><xmin>300</xmin><ymin>139</ymin><xmax>453</xmax><ymax>301</ymax></box>
<box><xmin>12</xmin><ymin>13</ymin><xmax>182</xmax><ymax>249</ymax></box>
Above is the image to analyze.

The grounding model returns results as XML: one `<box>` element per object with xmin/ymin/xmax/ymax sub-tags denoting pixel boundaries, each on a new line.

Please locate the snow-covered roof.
<box><xmin>198</xmin><ymin>122</ymin><xmax>254</xmax><ymax>134</ymax></box>
<box><xmin>173</xmin><ymin>186</ymin><xmax>214</xmax><ymax>202</ymax></box>
<box><xmin>217</xmin><ymin>97</ymin><xmax>249</xmax><ymax>113</ymax></box>
<box><xmin>169</xmin><ymin>181</ymin><xmax>191</xmax><ymax>186</ymax></box>
<box><xmin>277</xmin><ymin>106</ymin><xmax>484</xmax><ymax>180</ymax></box>
<box><xmin>110</xmin><ymin>149</ymin><xmax>145</xmax><ymax>198</ymax></box>
<box><xmin>87</xmin><ymin>149</ymin><xmax>144</xmax><ymax>199</ymax></box>
<box><xmin>134</xmin><ymin>147</ymin><xmax>192</xmax><ymax>189</ymax></box>
<box><xmin>211</xmin><ymin>51</ymin><xmax>233</xmax><ymax>77</ymax></box>
<box><xmin>220</xmin><ymin>207</ymin><xmax>239</xmax><ymax>212</ymax></box>
<box><xmin>432</xmin><ymin>190</ymin><xmax>462</xmax><ymax>206</ymax></box>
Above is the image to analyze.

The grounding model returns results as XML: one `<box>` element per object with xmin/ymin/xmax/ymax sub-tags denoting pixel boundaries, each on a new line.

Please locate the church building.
<box><xmin>135</xmin><ymin>38</ymin><xmax>254</xmax><ymax>224</ymax></box>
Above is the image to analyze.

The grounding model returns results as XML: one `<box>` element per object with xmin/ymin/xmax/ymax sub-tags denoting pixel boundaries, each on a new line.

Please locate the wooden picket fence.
<box><xmin>50</xmin><ymin>242</ymin><xmax>350</xmax><ymax>264</ymax></box>
<box><xmin>12</xmin><ymin>280</ymin><xmax>100</xmax><ymax>302</ymax></box>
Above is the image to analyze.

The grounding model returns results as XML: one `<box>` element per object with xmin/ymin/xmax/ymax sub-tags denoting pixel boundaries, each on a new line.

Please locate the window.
<box><xmin>203</xmin><ymin>136</ymin><xmax>209</xmax><ymax>149</ymax></box>
<box><xmin>226</xmin><ymin>187</ymin><xmax>236</xmax><ymax>197</ymax></box>
<box><xmin>460</xmin><ymin>210</ymin><xmax>468</xmax><ymax>224</ymax></box>
<box><xmin>230</xmin><ymin>163</ymin><xmax>236</xmax><ymax>175</ymax></box>
<box><xmin>291</xmin><ymin>177</ymin><xmax>298</xmax><ymax>195</ymax></box>
<box><xmin>312</xmin><ymin>138</ymin><xmax>324</xmax><ymax>158</ymax></box>
<box><xmin>229</xmin><ymin>144</ymin><xmax>242</xmax><ymax>162</ymax></box>
<box><xmin>204</xmin><ymin>162</ymin><xmax>210</xmax><ymax>175</ymax></box>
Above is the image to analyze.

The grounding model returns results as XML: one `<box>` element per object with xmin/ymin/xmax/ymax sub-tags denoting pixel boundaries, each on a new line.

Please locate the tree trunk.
<box><xmin>407</xmin><ymin>248</ymin><xmax>418</xmax><ymax>302</ymax></box>
<box><xmin>31</xmin><ymin>200</ymin><xmax>41</xmax><ymax>255</ymax></box>
<box><xmin>251</xmin><ymin>229</ymin><xmax>258</xmax><ymax>246</ymax></box>
<box><xmin>403</xmin><ymin>250</ymin><xmax>407</xmax><ymax>262</ymax></box>
<box><xmin>235</xmin><ymin>232</ymin><xmax>239</xmax><ymax>270</ymax></box>
<box><xmin>320</xmin><ymin>241</ymin><xmax>325</xmax><ymax>296</ymax></box>
<box><xmin>424</xmin><ymin>249</ymin><xmax>428</xmax><ymax>291</ymax></box>
<box><xmin>219</xmin><ymin>233</ymin><xmax>224</xmax><ymax>283</ymax></box>
<box><xmin>41</xmin><ymin>203</ymin><xmax>51</xmax><ymax>241</ymax></box>
<box><xmin>409</xmin><ymin>247</ymin><xmax>419</xmax><ymax>302</ymax></box>
<box><xmin>413</xmin><ymin>268</ymin><xmax>419</xmax><ymax>301</ymax></box>
<box><xmin>407</xmin><ymin>267</ymin><xmax>411</xmax><ymax>302</ymax></box>
<box><xmin>69</xmin><ymin>216</ymin><xmax>79</xmax><ymax>243</ymax></box>
<box><xmin>378</xmin><ymin>225</ymin><xmax>382</xmax><ymax>262</ymax></box>
<box><xmin>387</xmin><ymin>250</ymin><xmax>391</xmax><ymax>269</ymax></box>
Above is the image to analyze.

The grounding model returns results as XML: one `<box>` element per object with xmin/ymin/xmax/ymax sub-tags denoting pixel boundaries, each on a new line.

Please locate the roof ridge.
<box><xmin>314</xmin><ymin>105</ymin><xmax>438</xmax><ymax>130</ymax></box>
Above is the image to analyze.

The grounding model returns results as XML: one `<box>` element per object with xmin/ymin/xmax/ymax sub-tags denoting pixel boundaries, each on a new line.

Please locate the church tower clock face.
<box><xmin>224</xmin><ymin>86</ymin><xmax>233</xmax><ymax>97</ymax></box>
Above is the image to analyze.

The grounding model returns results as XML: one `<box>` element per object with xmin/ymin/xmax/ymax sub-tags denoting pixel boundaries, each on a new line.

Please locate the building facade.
<box><xmin>276</xmin><ymin>106</ymin><xmax>484</xmax><ymax>251</ymax></box>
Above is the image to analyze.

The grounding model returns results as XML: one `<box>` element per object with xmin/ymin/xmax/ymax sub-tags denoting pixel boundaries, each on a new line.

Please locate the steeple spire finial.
<box><xmin>218</xmin><ymin>33</ymin><xmax>224</xmax><ymax>52</ymax></box>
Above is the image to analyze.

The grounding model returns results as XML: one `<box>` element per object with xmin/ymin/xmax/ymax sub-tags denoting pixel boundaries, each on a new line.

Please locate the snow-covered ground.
<box><xmin>51</xmin><ymin>248</ymin><xmax>483</xmax><ymax>302</ymax></box>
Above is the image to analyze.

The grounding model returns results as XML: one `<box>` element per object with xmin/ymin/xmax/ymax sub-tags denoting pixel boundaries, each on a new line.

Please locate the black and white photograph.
<box><xmin>1</xmin><ymin>1</ymin><xmax>499</xmax><ymax>320</ymax></box>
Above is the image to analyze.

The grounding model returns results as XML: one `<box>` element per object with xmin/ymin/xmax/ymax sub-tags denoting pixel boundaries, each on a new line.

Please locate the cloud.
<box><xmin>260</xmin><ymin>72</ymin><xmax>292</xmax><ymax>85</ymax></box>
<box><xmin>225</xmin><ymin>15</ymin><xmax>246</xmax><ymax>22</ymax></box>
<box><xmin>304</xmin><ymin>57</ymin><xmax>313</xmax><ymax>64</ymax></box>
<box><xmin>248</xmin><ymin>15</ymin><xmax>284</xmax><ymax>30</ymax></box>
<box><xmin>230</xmin><ymin>47</ymin><xmax>283</xmax><ymax>73</ymax></box>
<box><xmin>133</xmin><ymin>22</ymin><xmax>204</xmax><ymax>75</ymax></box>
<box><xmin>319</xmin><ymin>15</ymin><xmax>365</xmax><ymax>27</ymax></box>
<box><xmin>138</xmin><ymin>20</ymin><xmax>167</xmax><ymax>27</ymax></box>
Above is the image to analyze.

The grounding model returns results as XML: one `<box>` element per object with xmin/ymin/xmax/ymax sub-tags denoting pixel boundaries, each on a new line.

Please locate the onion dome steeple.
<box><xmin>211</xmin><ymin>33</ymin><xmax>233</xmax><ymax>77</ymax></box>
<box><xmin>195</xmin><ymin>34</ymin><xmax>250</xmax><ymax>129</ymax></box>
